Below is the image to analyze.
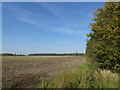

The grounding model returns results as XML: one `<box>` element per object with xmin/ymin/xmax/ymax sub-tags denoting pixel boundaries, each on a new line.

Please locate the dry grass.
<box><xmin>39</xmin><ymin>61</ymin><xmax>119</xmax><ymax>88</ymax></box>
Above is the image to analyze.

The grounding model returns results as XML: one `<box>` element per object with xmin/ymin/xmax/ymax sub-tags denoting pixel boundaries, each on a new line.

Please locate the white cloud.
<box><xmin>3</xmin><ymin>3</ymin><xmax>88</xmax><ymax>38</ymax></box>
<box><xmin>3</xmin><ymin>4</ymin><xmax>42</xmax><ymax>25</ymax></box>
<box><xmin>50</xmin><ymin>27</ymin><xmax>88</xmax><ymax>38</ymax></box>
<box><xmin>40</xmin><ymin>3</ymin><xmax>69</xmax><ymax>22</ymax></box>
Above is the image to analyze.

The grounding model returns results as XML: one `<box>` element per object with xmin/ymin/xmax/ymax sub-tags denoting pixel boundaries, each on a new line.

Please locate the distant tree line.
<box><xmin>0</xmin><ymin>53</ymin><xmax>84</xmax><ymax>56</ymax></box>
<box><xmin>1</xmin><ymin>53</ymin><xmax>26</xmax><ymax>56</ymax></box>
<box><xmin>86</xmin><ymin>2</ymin><xmax>120</xmax><ymax>73</ymax></box>
<box><xmin>28</xmin><ymin>53</ymin><xmax>84</xmax><ymax>56</ymax></box>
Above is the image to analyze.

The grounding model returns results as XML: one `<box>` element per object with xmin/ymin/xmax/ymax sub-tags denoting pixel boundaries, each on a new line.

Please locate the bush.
<box><xmin>86</xmin><ymin>2</ymin><xmax>120</xmax><ymax>72</ymax></box>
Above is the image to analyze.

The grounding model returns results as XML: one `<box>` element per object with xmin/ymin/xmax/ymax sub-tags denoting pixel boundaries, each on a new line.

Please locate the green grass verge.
<box><xmin>39</xmin><ymin>59</ymin><xmax>119</xmax><ymax>88</ymax></box>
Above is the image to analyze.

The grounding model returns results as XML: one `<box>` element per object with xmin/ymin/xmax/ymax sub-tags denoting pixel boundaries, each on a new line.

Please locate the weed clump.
<box><xmin>39</xmin><ymin>61</ymin><xmax>118</xmax><ymax>88</ymax></box>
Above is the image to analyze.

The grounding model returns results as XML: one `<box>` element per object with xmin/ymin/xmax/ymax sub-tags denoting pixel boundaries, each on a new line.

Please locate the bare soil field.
<box><xmin>2</xmin><ymin>56</ymin><xmax>84</xmax><ymax>88</ymax></box>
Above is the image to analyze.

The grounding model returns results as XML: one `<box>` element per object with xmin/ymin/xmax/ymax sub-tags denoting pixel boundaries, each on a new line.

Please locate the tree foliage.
<box><xmin>86</xmin><ymin>2</ymin><xmax>120</xmax><ymax>72</ymax></box>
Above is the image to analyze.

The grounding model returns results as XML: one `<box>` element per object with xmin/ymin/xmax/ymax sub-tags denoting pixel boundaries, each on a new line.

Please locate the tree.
<box><xmin>86</xmin><ymin>2</ymin><xmax>120</xmax><ymax>72</ymax></box>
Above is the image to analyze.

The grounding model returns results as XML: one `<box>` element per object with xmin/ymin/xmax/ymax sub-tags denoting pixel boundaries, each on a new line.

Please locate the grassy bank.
<box><xmin>39</xmin><ymin>58</ymin><xmax>119</xmax><ymax>88</ymax></box>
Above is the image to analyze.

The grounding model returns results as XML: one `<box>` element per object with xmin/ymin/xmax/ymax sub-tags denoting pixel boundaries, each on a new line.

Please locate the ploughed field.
<box><xmin>2</xmin><ymin>56</ymin><xmax>84</xmax><ymax>88</ymax></box>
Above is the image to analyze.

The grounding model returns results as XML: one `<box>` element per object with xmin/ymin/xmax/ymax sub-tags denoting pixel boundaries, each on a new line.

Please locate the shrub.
<box><xmin>86</xmin><ymin>2</ymin><xmax>120</xmax><ymax>72</ymax></box>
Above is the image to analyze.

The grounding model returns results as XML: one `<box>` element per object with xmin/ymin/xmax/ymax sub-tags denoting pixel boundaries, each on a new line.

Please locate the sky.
<box><xmin>2</xmin><ymin>2</ymin><xmax>104</xmax><ymax>54</ymax></box>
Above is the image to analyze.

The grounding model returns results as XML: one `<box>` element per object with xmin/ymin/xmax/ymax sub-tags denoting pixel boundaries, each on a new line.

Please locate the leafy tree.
<box><xmin>86</xmin><ymin>2</ymin><xmax>120</xmax><ymax>72</ymax></box>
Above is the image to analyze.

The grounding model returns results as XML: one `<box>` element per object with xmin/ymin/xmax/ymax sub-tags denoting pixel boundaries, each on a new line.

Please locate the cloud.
<box><xmin>3</xmin><ymin>3</ymin><xmax>88</xmax><ymax>38</ymax></box>
<box><xmin>40</xmin><ymin>3</ymin><xmax>69</xmax><ymax>22</ymax></box>
<box><xmin>3</xmin><ymin>4</ymin><xmax>32</xmax><ymax>18</ymax></box>
<box><xmin>39</xmin><ymin>3</ymin><xmax>88</xmax><ymax>37</ymax></box>
<box><xmin>49</xmin><ymin>27</ymin><xmax>88</xmax><ymax>38</ymax></box>
<box><xmin>3</xmin><ymin>4</ymin><xmax>43</xmax><ymax>26</ymax></box>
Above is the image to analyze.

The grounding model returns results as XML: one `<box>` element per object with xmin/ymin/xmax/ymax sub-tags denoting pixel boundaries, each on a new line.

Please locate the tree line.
<box><xmin>1</xmin><ymin>53</ymin><xmax>26</xmax><ymax>56</ymax></box>
<box><xmin>28</xmin><ymin>53</ymin><xmax>84</xmax><ymax>56</ymax></box>
<box><xmin>86</xmin><ymin>2</ymin><xmax>120</xmax><ymax>72</ymax></box>
<box><xmin>1</xmin><ymin>53</ymin><xmax>84</xmax><ymax>56</ymax></box>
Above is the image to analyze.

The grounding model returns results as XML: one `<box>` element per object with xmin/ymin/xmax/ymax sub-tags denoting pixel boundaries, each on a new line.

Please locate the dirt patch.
<box><xmin>2</xmin><ymin>56</ymin><xmax>84</xmax><ymax>88</ymax></box>
<box><xmin>10</xmin><ymin>73</ymin><xmax>49</xmax><ymax>88</ymax></box>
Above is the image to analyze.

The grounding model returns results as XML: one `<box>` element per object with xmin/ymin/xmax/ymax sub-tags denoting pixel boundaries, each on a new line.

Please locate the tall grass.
<box><xmin>39</xmin><ymin>59</ymin><xmax>119</xmax><ymax>88</ymax></box>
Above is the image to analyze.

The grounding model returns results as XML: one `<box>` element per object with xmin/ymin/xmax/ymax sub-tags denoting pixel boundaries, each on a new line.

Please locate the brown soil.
<box><xmin>2</xmin><ymin>56</ymin><xmax>84</xmax><ymax>88</ymax></box>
